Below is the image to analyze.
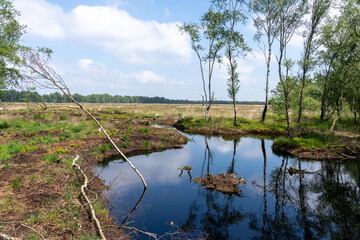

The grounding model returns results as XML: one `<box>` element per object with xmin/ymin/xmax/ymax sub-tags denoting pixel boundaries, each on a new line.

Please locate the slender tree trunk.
<box><xmin>284</xmin><ymin>91</ymin><xmax>291</xmax><ymax>137</ymax></box>
<box><xmin>202</xmin><ymin>96</ymin><xmax>204</xmax><ymax>111</ymax></box>
<box><xmin>205</xmin><ymin>105</ymin><xmax>211</xmax><ymax>121</ymax></box>
<box><xmin>297</xmin><ymin>67</ymin><xmax>307</xmax><ymax>123</ymax></box>
<box><xmin>298</xmin><ymin>15</ymin><xmax>317</xmax><ymax>123</ymax></box>
<box><xmin>261</xmin><ymin>34</ymin><xmax>273</xmax><ymax>123</ymax></box>
<box><xmin>320</xmin><ymin>50</ymin><xmax>341</xmax><ymax>121</ymax></box>
<box><xmin>354</xmin><ymin>111</ymin><xmax>357</xmax><ymax>125</ymax></box>
<box><xmin>233</xmin><ymin>99</ymin><xmax>237</xmax><ymax>126</ymax></box>
<box><xmin>0</xmin><ymin>99</ymin><xmax>6</xmax><ymax>114</ymax></box>
<box><xmin>320</xmin><ymin>76</ymin><xmax>329</xmax><ymax>121</ymax></box>
<box><xmin>330</xmin><ymin>70</ymin><xmax>348</xmax><ymax>131</ymax></box>
<box><xmin>194</xmin><ymin>49</ymin><xmax>208</xmax><ymax>116</ymax></box>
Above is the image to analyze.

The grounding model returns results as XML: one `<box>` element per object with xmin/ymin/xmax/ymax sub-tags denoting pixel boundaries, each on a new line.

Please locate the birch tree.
<box><xmin>213</xmin><ymin>0</ymin><xmax>250</xmax><ymax>126</ymax></box>
<box><xmin>249</xmin><ymin>0</ymin><xmax>280</xmax><ymax>123</ymax></box>
<box><xmin>180</xmin><ymin>9</ymin><xmax>227</xmax><ymax>121</ymax></box>
<box><xmin>297</xmin><ymin>0</ymin><xmax>331</xmax><ymax>123</ymax></box>
<box><xmin>0</xmin><ymin>0</ymin><xmax>25</xmax><ymax>109</ymax></box>
<box><xmin>276</xmin><ymin>0</ymin><xmax>305</xmax><ymax>136</ymax></box>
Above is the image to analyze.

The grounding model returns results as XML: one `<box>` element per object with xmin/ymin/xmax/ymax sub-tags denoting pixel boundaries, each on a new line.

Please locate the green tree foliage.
<box><xmin>316</xmin><ymin>0</ymin><xmax>360</xmax><ymax>129</ymax></box>
<box><xmin>0</xmin><ymin>0</ymin><xmax>25</xmax><ymax>88</ymax></box>
<box><xmin>249</xmin><ymin>0</ymin><xmax>281</xmax><ymax>122</ymax></box>
<box><xmin>212</xmin><ymin>0</ymin><xmax>250</xmax><ymax>126</ymax></box>
<box><xmin>180</xmin><ymin>8</ymin><xmax>228</xmax><ymax>121</ymax></box>
<box><xmin>0</xmin><ymin>89</ymin><xmax>266</xmax><ymax>105</ymax></box>
<box><xmin>275</xmin><ymin>0</ymin><xmax>305</xmax><ymax>136</ymax></box>
<box><xmin>297</xmin><ymin>0</ymin><xmax>331</xmax><ymax>123</ymax></box>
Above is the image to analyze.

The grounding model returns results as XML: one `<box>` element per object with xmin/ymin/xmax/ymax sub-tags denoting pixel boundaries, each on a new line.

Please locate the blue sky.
<box><xmin>13</xmin><ymin>0</ymin><xmax>305</xmax><ymax>101</ymax></box>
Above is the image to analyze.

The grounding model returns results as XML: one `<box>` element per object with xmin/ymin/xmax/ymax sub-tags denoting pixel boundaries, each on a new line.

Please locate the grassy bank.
<box><xmin>0</xmin><ymin>105</ymin><xmax>188</xmax><ymax>239</ymax></box>
<box><xmin>173</xmin><ymin>114</ymin><xmax>360</xmax><ymax>160</ymax></box>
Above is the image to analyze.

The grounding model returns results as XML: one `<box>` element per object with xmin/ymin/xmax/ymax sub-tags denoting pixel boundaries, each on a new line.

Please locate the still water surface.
<box><xmin>97</xmin><ymin>134</ymin><xmax>360</xmax><ymax>239</ymax></box>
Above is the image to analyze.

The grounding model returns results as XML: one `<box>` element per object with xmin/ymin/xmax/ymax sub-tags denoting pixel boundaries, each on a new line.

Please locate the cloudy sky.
<box><xmin>13</xmin><ymin>0</ymin><xmax>305</xmax><ymax>101</ymax></box>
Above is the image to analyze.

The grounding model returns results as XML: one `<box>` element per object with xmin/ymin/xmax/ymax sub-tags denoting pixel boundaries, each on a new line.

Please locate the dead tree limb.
<box><xmin>103</xmin><ymin>225</ymin><xmax>157</xmax><ymax>239</ymax></box>
<box><xmin>21</xmin><ymin>49</ymin><xmax>147</xmax><ymax>189</ymax></box>
<box><xmin>0</xmin><ymin>233</ymin><xmax>20</xmax><ymax>240</ymax></box>
<box><xmin>72</xmin><ymin>155</ymin><xmax>106</xmax><ymax>240</ymax></box>
<box><xmin>20</xmin><ymin>224</ymin><xmax>46</xmax><ymax>240</ymax></box>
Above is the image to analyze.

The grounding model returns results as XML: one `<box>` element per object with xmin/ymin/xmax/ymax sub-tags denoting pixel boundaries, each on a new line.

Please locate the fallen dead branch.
<box><xmin>72</xmin><ymin>155</ymin><xmax>106</xmax><ymax>240</ymax></box>
<box><xmin>103</xmin><ymin>224</ymin><xmax>157</xmax><ymax>239</ymax></box>
<box><xmin>0</xmin><ymin>221</ymin><xmax>45</xmax><ymax>240</ymax></box>
<box><xmin>20</xmin><ymin>224</ymin><xmax>46</xmax><ymax>240</ymax></box>
<box><xmin>338</xmin><ymin>153</ymin><xmax>357</xmax><ymax>159</ymax></box>
<box><xmin>0</xmin><ymin>233</ymin><xmax>20</xmax><ymax>240</ymax></box>
<box><xmin>21</xmin><ymin>48</ymin><xmax>147</xmax><ymax>189</ymax></box>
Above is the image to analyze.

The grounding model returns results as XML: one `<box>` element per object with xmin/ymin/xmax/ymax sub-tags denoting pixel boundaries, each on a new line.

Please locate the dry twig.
<box><xmin>20</xmin><ymin>224</ymin><xmax>46</xmax><ymax>240</ymax></box>
<box><xmin>103</xmin><ymin>224</ymin><xmax>157</xmax><ymax>239</ymax></box>
<box><xmin>0</xmin><ymin>233</ymin><xmax>20</xmax><ymax>240</ymax></box>
<box><xmin>72</xmin><ymin>155</ymin><xmax>106</xmax><ymax>240</ymax></box>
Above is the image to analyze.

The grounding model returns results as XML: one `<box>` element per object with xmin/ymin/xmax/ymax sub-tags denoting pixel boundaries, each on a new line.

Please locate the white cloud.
<box><xmin>77</xmin><ymin>58</ymin><xmax>105</xmax><ymax>71</ymax></box>
<box><xmin>51</xmin><ymin>58</ymin><xmax>185</xmax><ymax>97</ymax></box>
<box><xmin>130</xmin><ymin>71</ymin><xmax>165</xmax><ymax>84</ymax></box>
<box><xmin>14</xmin><ymin>0</ymin><xmax>192</xmax><ymax>64</ymax></box>
<box><xmin>14</xmin><ymin>0</ymin><xmax>66</xmax><ymax>39</ymax></box>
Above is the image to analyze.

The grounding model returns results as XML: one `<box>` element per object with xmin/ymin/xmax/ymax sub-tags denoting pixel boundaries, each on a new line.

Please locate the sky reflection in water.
<box><xmin>97</xmin><ymin>135</ymin><xmax>360</xmax><ymax>240</ymax></box>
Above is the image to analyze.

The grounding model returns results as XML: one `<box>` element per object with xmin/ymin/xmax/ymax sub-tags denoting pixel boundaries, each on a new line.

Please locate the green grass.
<box><xmin>41</xmin><ymin>154</ymin><xmax>59</xmax><ymax>163</ymax></box>
<box><xmin>11</xmin><ymin>178</ymin><xmax>21</xmax><ymax>188</ymax></box>
<box><xmin>176</xmin><ymin>117</ymin><xmax>287</xmax><ymax>133</ymax></box>
<box><xmin>139</xmin><ymin>127</ymin><xmax>153</xmax><ymax>134</ymax></box>
<box><xmin>98</xmin><ymin>143</ymin><xmax>115</xmax><ymax>153</ymax></box>
<box><xmin>0</xmin><ymin>198</ymin><xmax>20</xmax><ymax>212</ymax></box>
<box><xmin>70</xmin><ymin>125</ymin><xmax>83</xmax><ymax>133</ymax></box>
<box><xmin>1</xmin><ymin>163</ymin><xmax>13</xmax><ymax>169</ymax></box>
<box><xmin>93</xmin><ymin>201</ymin><xmax>110</xmax><ymax>219</ymax></box>
<box><xmin>56</xmin><ymin>147</ymin><xmax>67</xmax><ymax>154</ymax></box>
<box><xmin>26</xmin><ymin>212</ymin><xmax>43</xmax><ymax>224</ymax></box>
<box><xmin>0</xmin><ymin>142</ymin><xmax>39</xmax><ymax>162</ymax></box>
<box><xmin>0</xmin><ymin>120</ymin><xmax>10</xmax><ymax>129</ymax></box>
<box><xmin>273</xmin><ymin>132</ymin><xmax>329</xmax><ymax>149</ymax></box>
<box><xmin>59</xmin><ymin>115</ymin><xmax>69</xmax><ymax>121</ymax></box>
<box><xmin>142</xmin><ymin>141</ymin><xmax>151</xmax><ymax>149</ymax></box>
<box><xmin>119</xmin><ymin>143</ymin><xmax>128</xmax><ymax>148</ymax></box>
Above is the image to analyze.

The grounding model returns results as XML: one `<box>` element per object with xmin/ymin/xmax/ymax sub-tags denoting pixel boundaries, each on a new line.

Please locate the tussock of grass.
<box><xmin>41</xmin><ymin>154</ymin><xmax>59</xmax><ymax>163</ymax></box>
<box><xmin>0</xmin><ymin>120</ymin><xmax>10</xmax><ymax>129</ymax></box>
<box><xmin>98</xmin><ymin>143</ymin><xmax>115</xmax><ymax>153</ymax></box>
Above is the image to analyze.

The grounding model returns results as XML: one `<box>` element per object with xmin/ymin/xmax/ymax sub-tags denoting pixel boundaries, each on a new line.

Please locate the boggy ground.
<box><xmin>0</xmin><ymin>107</ymin><xmax>188</xmax><ymax>239</ymax></box>
<box><xmin>1</xmin><ymin>103</ymin><xmax>359</xmax><ymax>239</ymax></box>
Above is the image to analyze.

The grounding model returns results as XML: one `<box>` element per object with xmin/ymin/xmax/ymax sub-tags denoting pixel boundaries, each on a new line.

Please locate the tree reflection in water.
<box><xmin>250</xmin><ymin>142</ymin><xmax>360</xmax><ymax>240</ymax></box>
<box><xmin>182</xmin><ymin>137</ymin><xmax>245</xmax><ymax>239</ymax></box>
<box><xmin>99</xmin><ymin>136</ymin><xmax>360</xmax><ymax>239</ymax></box>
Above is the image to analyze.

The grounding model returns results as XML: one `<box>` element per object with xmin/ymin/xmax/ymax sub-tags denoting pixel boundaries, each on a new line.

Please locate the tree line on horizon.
<box><xmin>0</xmin><ymin>89</ymin><xmax>265</xmax><ymax>105</ymax></box>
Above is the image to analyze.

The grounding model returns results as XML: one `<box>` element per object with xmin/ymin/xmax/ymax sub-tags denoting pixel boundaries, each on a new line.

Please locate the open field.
<box><xmin>2</xmin><ymin>102</ymin><xmax>266</xmax><ymax>120</ymax></box>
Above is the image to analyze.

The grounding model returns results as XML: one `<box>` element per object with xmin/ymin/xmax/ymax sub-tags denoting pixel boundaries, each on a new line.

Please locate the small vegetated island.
<box><xmin>0</xmin><ymin>0</ymin><xmax>360</xmax><ymax>239</ymax></box>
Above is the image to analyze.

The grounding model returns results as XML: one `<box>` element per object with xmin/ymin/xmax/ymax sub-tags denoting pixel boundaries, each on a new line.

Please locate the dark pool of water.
<box><xmin>97</xmin><ymin>134</ymin><xmax>360</xmax><ymax>240</ymax></box>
